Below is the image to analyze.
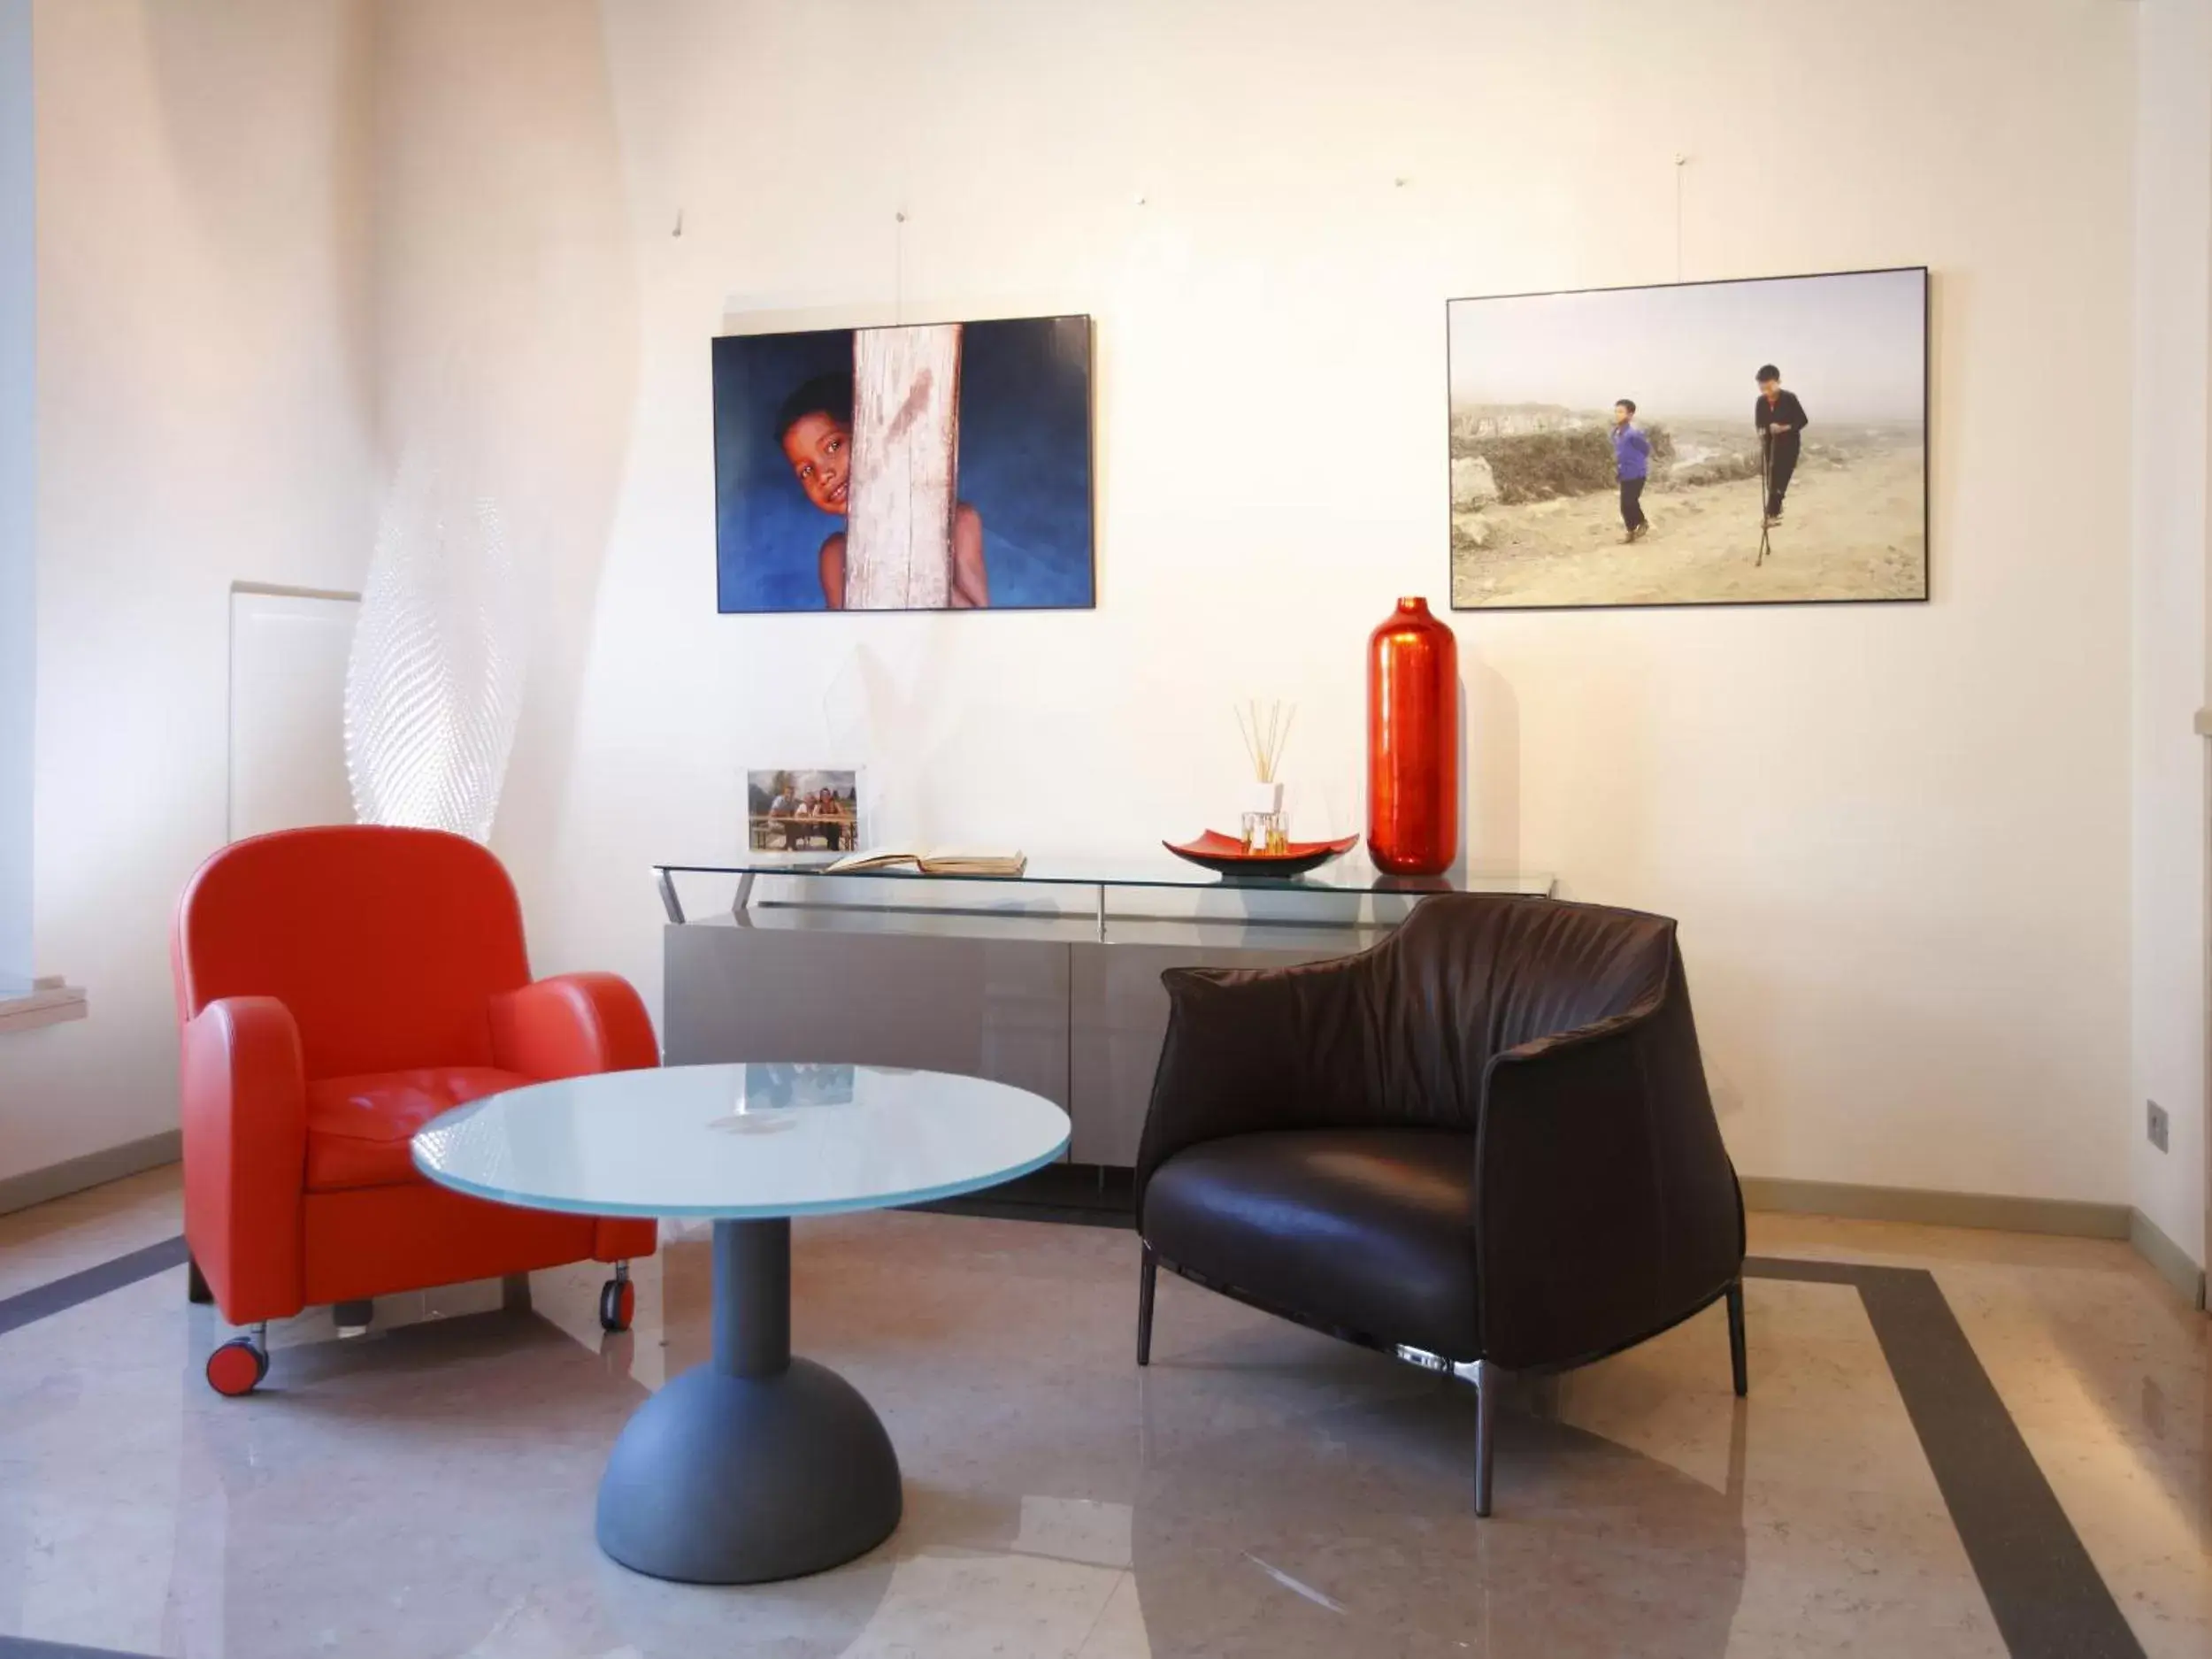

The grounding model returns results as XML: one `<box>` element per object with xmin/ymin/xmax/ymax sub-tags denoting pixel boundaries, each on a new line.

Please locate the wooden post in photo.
<box><xmin>846</xmin><ymin>323</ymin><xmax>962</xmax><ymax>609</ymax></box>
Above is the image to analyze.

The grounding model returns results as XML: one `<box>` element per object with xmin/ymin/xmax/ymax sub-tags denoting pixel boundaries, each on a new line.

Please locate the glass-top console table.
<box><xmin>653</xmin><ymin>853</ymin><xmax>1558</xmax><ymax>1168</ymax></box>
<box><xmin>655</xmin><ymin>852</ymin><xmax>1555</xmax><ymax>929</ymax></box>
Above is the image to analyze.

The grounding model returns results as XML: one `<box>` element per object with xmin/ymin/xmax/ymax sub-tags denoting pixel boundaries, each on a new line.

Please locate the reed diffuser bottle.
<box><xmin>1235</xmin><ymin>700</ymin><xmax>1294</xmax><ymax>856</ymax></box>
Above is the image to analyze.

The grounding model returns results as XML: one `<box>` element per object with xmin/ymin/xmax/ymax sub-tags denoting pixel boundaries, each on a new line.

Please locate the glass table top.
<box><xmin>411</xmin><ymin>1064</ymin><xmax>1071</xmax><ymax>1220</ymax></box>
<box><xmin>656</xmin><ymin>850</ymin><xmax>1554</xmax><ymax>898</ymax></box>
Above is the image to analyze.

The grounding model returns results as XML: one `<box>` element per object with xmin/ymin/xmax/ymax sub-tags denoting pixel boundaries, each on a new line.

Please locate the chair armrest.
<box><xmin>180</xmin><ymin>995</ymin><xmax>307</xmax><ymax>1324</ymax></box>
<box><xmin>1474</xmin><ymin>1006</ymin><xmax>1742</xmax><ymax>1371</ymax></box>
<box><xmin>1135</xmin><ymin>954</ymin><xmax>1374</xmax><ymax>1210</ymax></box>
<box><xmin>495</xmin><ymin>975</ymin><xmax>660</xmax><ymax>1253</ymax></box>
<box><xmin>594</xmin><ymin>1216</ymin><xmax>659</xmax><ymax>1262</ymax></box>
<box><xmin>489</xmin><ymin>972</ymin><xmax>658</xmax><ymax>1080</ymax></box>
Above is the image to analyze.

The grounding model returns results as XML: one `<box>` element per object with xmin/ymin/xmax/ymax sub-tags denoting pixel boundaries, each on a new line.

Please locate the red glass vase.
<box><xmin>1366</xmin><ymin>596</ymin><xmax>1459</xmax><ymax>876</ymax></box>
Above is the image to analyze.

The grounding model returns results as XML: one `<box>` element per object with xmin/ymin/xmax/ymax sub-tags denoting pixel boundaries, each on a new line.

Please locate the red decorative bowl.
<box><xmin>1162</xmin><ymin>830</ymin><xmax>1360</xmax><ymax>879</ymax></box>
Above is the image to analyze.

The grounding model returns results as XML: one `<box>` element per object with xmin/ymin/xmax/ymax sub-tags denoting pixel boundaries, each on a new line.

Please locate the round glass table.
<box><xmin>411</xmin><ymin>1062</ymin><xmax>1071</xmax><ymax>1585</ymax></box>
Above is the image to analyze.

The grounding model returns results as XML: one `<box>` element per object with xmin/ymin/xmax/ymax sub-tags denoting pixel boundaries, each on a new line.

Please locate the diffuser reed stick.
<box><xmin>1234</xmin><ymin>699</ymin><xmax>1296</xmax><ymax>784</ymax></box>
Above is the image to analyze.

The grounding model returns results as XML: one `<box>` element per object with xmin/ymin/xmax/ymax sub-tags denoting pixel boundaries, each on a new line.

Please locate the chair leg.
<box><xmin>186</xmin><ymin>1254</ymin><xmax>211</xmax><ymax>1306</ymax></box>
<box><xmin>1726</xmin><ymin>1279</ymin><xmax>1747</xmax><ymax>1398</ymax></box>
<box><xmin>1136</xmin><ymin>1242</ymin><xmax>1157</xmax><ymax>1367</ymax></box>
<box><xmin>1472</xmin><ymin>1357</ymin><xmax>1497</xmax><ymax>1517</ymax></box>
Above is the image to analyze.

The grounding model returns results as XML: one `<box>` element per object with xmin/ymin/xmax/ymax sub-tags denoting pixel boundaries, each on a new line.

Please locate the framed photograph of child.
<box><xmin>746</xmin><ymin>769</ymin><xmax>860</xmax><ymax>854</ymax></box>
<box><xmin>713</xmin><ymin>314</ymin><xmax>1096</xmax><ymax>613</ymax></box>
<box><xmin>1447</xmin><ymin>267</ymin><xmax>1929</xmax><ymax>611</ymax></box>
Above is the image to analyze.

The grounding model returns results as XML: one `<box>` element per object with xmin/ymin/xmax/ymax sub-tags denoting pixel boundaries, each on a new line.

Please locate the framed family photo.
<box><xmin>713</xmin><ymin>314</ymin><xmax>1095</xmax><ymax>613</ymax></box>
<box><xmin>1447</xmin><ymin>267</ymin><xmax>1929</xmax><ymax>611</ymax></box>
<box><xmin>746</xmin><ymin>769</ymin><xmax>859</xmax><ymax>854</ymax></box>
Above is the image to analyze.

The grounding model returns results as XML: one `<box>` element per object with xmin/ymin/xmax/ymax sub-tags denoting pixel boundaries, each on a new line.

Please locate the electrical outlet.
<box><xmin>2147</xmin><ymin>1099</ymin><xmax>2170</xmax><ymax>1153</ymax></box>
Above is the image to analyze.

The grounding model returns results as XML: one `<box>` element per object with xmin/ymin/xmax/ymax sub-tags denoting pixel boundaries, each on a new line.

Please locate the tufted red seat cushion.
<box><xmin>304</xmin><ymin>1066</ymin><xmax>531</xmax><ymax>1192</ymax></box>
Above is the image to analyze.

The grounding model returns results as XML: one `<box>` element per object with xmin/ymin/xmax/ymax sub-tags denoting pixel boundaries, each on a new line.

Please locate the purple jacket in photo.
<box><xmin>1612</xmin><ymin>424</ymin><xmax>1650</xmax><ymax>480</ymax></box>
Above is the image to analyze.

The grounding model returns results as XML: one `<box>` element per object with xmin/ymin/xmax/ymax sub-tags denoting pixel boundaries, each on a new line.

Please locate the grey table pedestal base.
<box><xmin>595</xmin><ymin>1218</ymin><xmax>902</xmax><ymax>1584</ymax></box>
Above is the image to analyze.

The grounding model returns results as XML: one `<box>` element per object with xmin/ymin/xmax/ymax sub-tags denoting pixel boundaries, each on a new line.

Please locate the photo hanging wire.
<box><xmin>1672</xmin><ymin>154</ymin><xmax>1686</xmax><ymax>283</ymax></box>
<box><xmin>895</xmin><ymin>210</ymin><xmax>906</xmax><ymax>326</ymax></box>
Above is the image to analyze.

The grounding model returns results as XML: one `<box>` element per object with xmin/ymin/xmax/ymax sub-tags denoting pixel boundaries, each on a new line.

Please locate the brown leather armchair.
<box><xmin>1134</xmin><ymin>892</ymin><xmax>1746</xmax><ymax>1516</ymax></box>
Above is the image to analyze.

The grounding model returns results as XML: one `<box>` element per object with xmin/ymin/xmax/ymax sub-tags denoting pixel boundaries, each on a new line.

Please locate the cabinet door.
<box><xmin>665</xmin><ymin>922</ymin><xmax>1071</xmax><ymax>1111</ymax></box>
<box><xmin>227</xmin><ymin>588</ymin><xmax>358</xmax><ymax>841</ymax></box>
<box><xmin>1068</xmin><ymin>946</ymin><xmax>1181</xmax><ymax>1167</ymax></box>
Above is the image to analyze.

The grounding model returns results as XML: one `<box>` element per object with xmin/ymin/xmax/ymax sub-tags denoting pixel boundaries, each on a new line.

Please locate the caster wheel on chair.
<box><xmin>205</xmin><ymin>1336</ymin><xmax>269</xmax><ymax>1397</ymax></box>
<box><xmin>599</xmin><ymin>1276</ymin><xmax>635</xmax><ymax>1333</ymax></box>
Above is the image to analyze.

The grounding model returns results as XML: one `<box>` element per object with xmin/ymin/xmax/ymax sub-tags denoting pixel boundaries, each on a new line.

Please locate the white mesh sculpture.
<box><xmin>345</xmin><ymin>455</ymin><xmax>528</xmax><ymax>843</ymax></box>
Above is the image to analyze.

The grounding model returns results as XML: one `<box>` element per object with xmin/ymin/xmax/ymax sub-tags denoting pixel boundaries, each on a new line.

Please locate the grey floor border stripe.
<box><xmin>0</xmin><ymin>1235</ymin><xmax>187</xmax><ymax>1340</ymax></box>
<box><xmin>0</xmin><ymin>1637</ymin><xmax>154</xmax><ymax>1657</ymax></box>
<box><xmin>1746</xmin><ymin>1255</ymin><xmax>2144</xmax><ymax>1659</ymax></box>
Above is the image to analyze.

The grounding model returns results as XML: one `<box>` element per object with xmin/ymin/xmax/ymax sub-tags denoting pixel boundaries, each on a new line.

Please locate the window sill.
<box><xmin>0</xmin><ymin>975</ymin><xmax>88</xmax><ymax>1033</ymax></box>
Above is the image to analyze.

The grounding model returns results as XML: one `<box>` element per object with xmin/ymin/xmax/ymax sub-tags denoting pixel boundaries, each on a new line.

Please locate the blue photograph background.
<box><xmin>712</xmin><ymin>315</ymin><xmax>1095</xmax><ymax>612</ymax></box>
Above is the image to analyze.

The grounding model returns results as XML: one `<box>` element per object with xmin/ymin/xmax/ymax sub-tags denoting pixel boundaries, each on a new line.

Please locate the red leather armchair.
<box><xmin>173</xmin><ymin>826</ymin><xmax>658</xmax><ymax>1394</ymax></box>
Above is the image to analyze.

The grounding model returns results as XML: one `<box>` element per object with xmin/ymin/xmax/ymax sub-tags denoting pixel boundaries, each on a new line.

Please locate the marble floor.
<box><xmin>0</xmin><ymin>1168</ymin><xmax>2203</xmax><ymax>1658</ymax></box>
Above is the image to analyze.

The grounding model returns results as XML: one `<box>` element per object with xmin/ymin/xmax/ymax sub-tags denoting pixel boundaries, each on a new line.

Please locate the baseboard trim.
<box><xmin>2127</xmin><ymin>1208</ymin><xmax>2209</xmax><ymax>1311</ymax></box>
<box><xmin>0</xmin><ymin>1132</ymin><xmax>180</xmax><ymax>1220</ymax></box>
<box><xmin>1741</xmin><ymin>1176</ymin><xmax>2131</xmax><ymax>1240</ymax></box>
<box><xmin>1743</xmin><ymin>1176</ymin><xmax>2208</xmax><ymax>1310</ymax></box>
<box><xmin>4</xmin><ymin>1150</ymin><xmax>2201</xmax><ymax>1311</ymax></box>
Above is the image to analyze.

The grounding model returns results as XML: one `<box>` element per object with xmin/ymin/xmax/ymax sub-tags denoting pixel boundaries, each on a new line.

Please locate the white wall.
<box><xmin>0</xmin><ymin>0</ymin><xmax>33</xmax><ymax>981</ymax></box>
<box><xmin>2131</xmin><ymin>0</ymin><xmax>2212</xmax><ymax>1270</ymax></box>
<box><xmin>5</xmin><ymin>0</ymin><xmax>2160</xmax><ymax>1224</ymax></box>
<box><xmin>0</xmin><ymin>1</ymin><xmax>375</xmax><ymax>1181</ymax></box>
<box><xmin>440</xmin><ymin>0</ymin><xmax>2133</xmax><ymax>1206</ymax></box>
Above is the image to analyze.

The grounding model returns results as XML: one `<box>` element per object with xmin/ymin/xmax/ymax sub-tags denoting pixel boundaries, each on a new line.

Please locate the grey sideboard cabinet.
<box><xmin>657</xmin><ymin>860</ymin><xmax>1555</xmax><ymax>1168</ymax></box>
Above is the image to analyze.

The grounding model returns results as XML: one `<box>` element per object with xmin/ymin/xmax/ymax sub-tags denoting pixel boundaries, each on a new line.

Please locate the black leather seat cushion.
<box><xmin>1142</xmin><ymin>1127</ymin><xmax>1479</xmax><ymax>1360</ymax></box>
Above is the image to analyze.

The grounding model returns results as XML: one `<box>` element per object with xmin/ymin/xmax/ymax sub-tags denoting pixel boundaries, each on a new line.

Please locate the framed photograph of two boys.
<box><xmin>713</xmin><ymin>314</ymin><xmax>1095</xmax><ymax>612</ymax></box>
<box><xmin>1447</xmin><ymin>267</ymin><xmax>1928</xmax><ymax>611</ymax></box>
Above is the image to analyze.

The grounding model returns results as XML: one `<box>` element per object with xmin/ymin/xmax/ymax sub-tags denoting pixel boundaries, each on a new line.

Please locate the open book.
<box><xmin>826</xmin><ymin>848</ymin><xmax>1028</xmax><ymax>878</ymax></box>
